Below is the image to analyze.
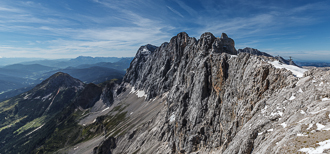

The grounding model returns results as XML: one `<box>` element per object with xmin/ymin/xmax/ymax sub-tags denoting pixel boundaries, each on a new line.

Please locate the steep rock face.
<box><xmin>102</xmin><ymin>32</ymin><xmax>298</xmax><ymax>154</ymax></box>
<box><xmin>123</xmin><ymin>32</ymin><xmax>237</xmax><ymax>100</ymax></box>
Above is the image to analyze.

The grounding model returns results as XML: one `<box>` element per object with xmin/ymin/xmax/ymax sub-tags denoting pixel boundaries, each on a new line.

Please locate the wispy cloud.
<box><xmin>0</xmin><ymin>0</ymin><xmax>329</xmax><ymax>61</ymax></box>
<box><xmin>167</xmin><ymin>6</ymin><xmax>184</xmax><ymax>18</ymax></box>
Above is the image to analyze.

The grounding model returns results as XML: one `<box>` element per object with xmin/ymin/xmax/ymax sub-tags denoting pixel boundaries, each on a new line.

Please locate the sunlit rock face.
<box><xmin>94</xmin><ymin>32</ymin><xmax>330</xmax><ymax>154</ymax></box>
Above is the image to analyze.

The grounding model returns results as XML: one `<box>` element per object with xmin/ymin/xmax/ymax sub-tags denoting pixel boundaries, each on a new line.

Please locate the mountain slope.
<box><xmin>0</xmin><ymin>72</ymin><xmax>85</xmax><ymax>153</ymax></box>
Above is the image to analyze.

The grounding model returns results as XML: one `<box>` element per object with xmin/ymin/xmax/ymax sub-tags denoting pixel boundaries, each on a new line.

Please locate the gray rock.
<box><xmin>94</xmin><ymin>32</ymin><xmax>330</xmax><ymax>154</ymax></box>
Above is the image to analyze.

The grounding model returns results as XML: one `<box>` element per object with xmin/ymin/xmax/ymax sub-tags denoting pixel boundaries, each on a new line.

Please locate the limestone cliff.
<box><xmin>93</xmin><ymin>32</ymin><xmax>330</xmax><ymax>154</ymax></box>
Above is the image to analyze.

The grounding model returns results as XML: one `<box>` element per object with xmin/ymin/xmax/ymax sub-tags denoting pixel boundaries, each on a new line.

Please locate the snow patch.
<box><xmin>261</xmin><ymin>105</ymin><xmax>268</xmax><ymax>114</ymax></box>
<box><xmin>42</xmin><ymin>93</ymin><xmax>52</xmax><ymax>101</ymax></box>
<box><xmin>169</xmin><ymin>114</ymin><xmax>175</xmax><ymax>122</ymax></box>
<box><xmin>280</xmin><ymin>122</ymin><xmax>287</xmax><ymax>128</ymax></box>
<box><xmin>289</xmin><ymin>95</ymin><xmax>296</xmax><ymax>100</ymax></box>
<box><xmin>267</xmin><ymin>128</ymin><xmax>274</xmax><ymax>132</ymax></box>
<box><xmin>130</xmin><ymin>87</ymin><xmax>147</xmax><ymax>98</ymax></box>
<box><xmin>307</xmin><ymin>123</ymin><xmax>313</xmax><ymax>130</ymax></box>
<box><xmin>101</xmin><ymin>107</ymin><xmax>109</xmax><ymax>112</ymax></box>
<box><xmin>141</xmin><ymin>47</ymin><xmax>151</xmax><ymax>55</ymax></box>
<box><xmin>298</xmin><ymin>118</ymin><xmax>308</xmax><ymax>123</ymax></box>
<box><xmin>319</xmin><ymin>82</ymin><xmax>324</xmax><ymax>86</ymax></box>
<box><xmin>136</xmin><ymin>90</ymin><xmax>147</xmax><ymax>98</ymax></box>
<box><xmin>258</xmin><ymin>132</ymin><xmax>263</xmax><ymax>135</ymax></box>
<box><xmin>322</xmin><ymin>98</ymin><xmax>330</xmax><ymax>101</ymax></box>
<box><xmin>310</xmin><ymin>108</ymin><xmax>327</xmax><ymax>114</ymax></box>
<box><xmin>130</xmin><ymin>87</ymin><xmax>136</xmax><ymax>94</ymax></box>
<box><xmin>300</xmin><ymin>110</ymin><xmax>306</xmax><ymax>114</ymax></box>
<box><xmin>229</xmin><ymin>55</ymin><xmax>237</xmax><ymax>60</ymax></box>
<box><xmin>268</xmin><ymin>60</ymin><xmax>307</xmax><ymax>77</ymax></box>
<box><xmin>298</xmin><ymin>139</ymin><xmax>330</xmax><ymax>154</ymax></box>
<box><xmin>298</xmin><ymin>88</ymin><xmax>303</xmax><ymax>93</ymax></box>
<box><xmin>270</xmin><ymin>111</ymin><xmax>283</xmax><ymax>117</ymax></box>
<box><xmin>297</xmin><ymin>133</ymin><xmax>308</xmax><ymax>137</ymax></box>
<box><xmin>26</xmin><ymin>124</ymin><xmax>45</xmax><ymax>136</ymax></box>
<box><xmin>34</xmin><ymin>96</ymin><xmax>40</xmax><ymax>99</ymax></box>
<box><xmin>316</xmin><ymin>123</ymin><xmax>325</xmax><ymax>130</ymax></box>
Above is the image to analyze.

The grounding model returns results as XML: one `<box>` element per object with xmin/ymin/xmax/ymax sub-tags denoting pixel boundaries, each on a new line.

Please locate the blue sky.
<box><xmin>0</xmin><ymin>0</ymin><xmax>329</xmax><ymax>61</ymax></box>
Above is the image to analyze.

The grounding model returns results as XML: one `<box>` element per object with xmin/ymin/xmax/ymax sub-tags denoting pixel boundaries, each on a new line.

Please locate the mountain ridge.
<box><xmin>92</xmin><ymin>32</ymin><xmax>329</xmax><ymax>154</ymax></box>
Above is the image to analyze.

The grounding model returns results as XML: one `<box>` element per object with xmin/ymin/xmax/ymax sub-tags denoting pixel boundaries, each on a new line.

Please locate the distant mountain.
<box><xmin>76</xmin><ymin>57</ymin><xmax>133</xmax><ymax>71</ymax></box>
<box><xmin>19</xmin><ymin>59</ymin><xmax>69</xmax><ymax>68</ymax></box>
<box><xmin>0</xmin><ymin>64</ymin><xmax>56</xmax><ymax>79</ymax></box>
<box><xmin>0</xmin><ymin>58</ymin><xmax>45</xmax><ymax>66</ymax></box>
<box><xmin>2</xmin><ymin>64</ymin><xmax>55</xmax><ymax>72</ymax></box>
<box><xmin>0</xmin><ymin>57</ymin><xmax>131</xmax><ymax>102</ymax></box>
<box><xmin>296</xmin><ymin>61</ymin><xmax>330</xmax><ymax>67</ymax></box>
<box><xmin>21</xmin><ymin>56</ymin><xmax>131</xmax><ymax>68</ymax></box>
<box><xmin>38</xmin><ymin>66</ymin><xmax>125</xmax><ymax>84</ymax></box>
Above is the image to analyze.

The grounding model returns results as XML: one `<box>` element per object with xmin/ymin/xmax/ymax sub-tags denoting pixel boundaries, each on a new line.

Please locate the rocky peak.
<box><xmin>238</xmin><ymin>47</ymin><xmax>272</xmax><ymax>57</ymax></box>
<box><xmin>197</xmin><ymin>32</ymin><xmax>216</xmax><ymax>51</ymax></box>
<box><xmin>211</xmin><ymin>32</ymin><xmax>237</xmax><ymax>55</ymax></box>
<box><xmin>35</xmin><ymin>72</ymin><xmax>83</xmax><ymax>91</ymax></box>
<box><xmin>220</xmin><ymin>32</ymin><xmax>228</xmax><ymax>39</ymax></box>
<box><xmin>135</xmin><ymin>44</ymin><xmax>158</xmax><ymax>57</ymax></box>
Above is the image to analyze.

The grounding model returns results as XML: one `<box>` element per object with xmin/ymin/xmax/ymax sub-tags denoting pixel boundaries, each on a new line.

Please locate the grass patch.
<box><xmin>14</xmin><ymin>115</ymin><xmax>48</xmax><ymax>135</ymax></box>
<box><xmin>0</xmin><ymin>100</ymin><xmax>17</xmax><ymax>114</ymax></box>
<box><xmin>0</xmin><ymin>116</ymin><xmax>27</xmax><ymax>132</ymax></box>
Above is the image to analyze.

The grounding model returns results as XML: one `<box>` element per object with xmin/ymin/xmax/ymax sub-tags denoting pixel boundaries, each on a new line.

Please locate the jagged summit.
<box><xmin>124</xmin><ymin>32</ymin><xmax>237</xmax><ymax>91</ymax></box>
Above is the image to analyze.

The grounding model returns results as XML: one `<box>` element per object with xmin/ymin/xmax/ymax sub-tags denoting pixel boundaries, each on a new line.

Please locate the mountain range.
<box><xmin>1</xmin><ymin>32</ymin><xmax>330</xmax><ymax>154</ymax></box>
<box><xmin>0</xmin><ymin>57</ymin><xmax>132</xmax><ymax>102</ymax></box>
